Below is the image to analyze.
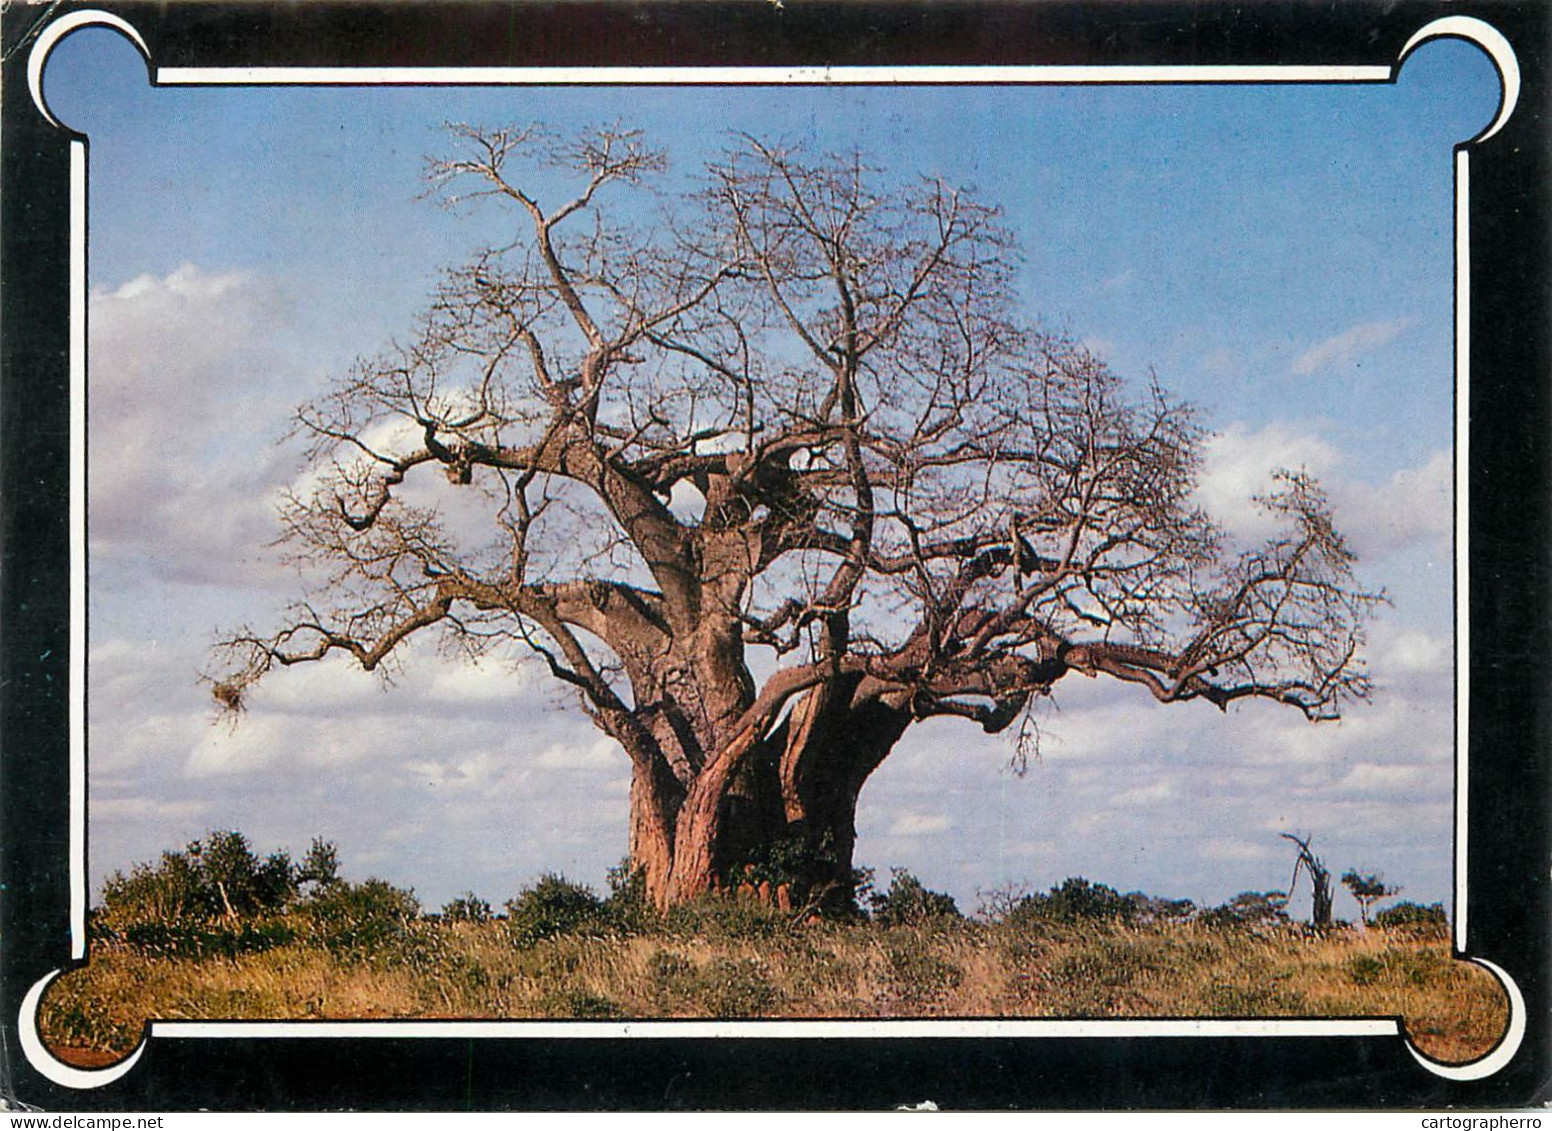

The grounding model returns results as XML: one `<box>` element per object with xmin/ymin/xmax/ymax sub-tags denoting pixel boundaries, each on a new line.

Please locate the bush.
<box><xmin>885</xmin><ymin>946</ymin><xmax>964</xmax><ymax>1005</ymax></box>
<box><xmin>99</xmin><ymin>853</ymin><xmax>206</xmax><ymax>926</ymax></box>
<box><xmin>700</xmin><ymin>957</ymin><xmax>778</xmax><ymax>1018</ymax></box>
<box><xmin>724</xmin><ymin>830</ymin><xmax>862</xmax><ymax>911</ymax></box>
<box><xmin>1199</xmin><ymin>891</ymin><xmax>1290</xmax><ymax>930</ymax></box>
<box><xmin>538</xmin><ymin>987</ymin><xmax>622</xmax><ymax>1019</ymax></box>
<box><xmin>299</xmin><ymin>877</ymin><xmax>422</xmax><ymax>959</ymax></box>
<box><xmin>99</xmin><ymin>830</ymin><xmax>303</xmax><ymax>927</ymax></box>
<box><xmin>441</xmin><ymin>893</ymin><xmax>494</xmax><ymax>924</ymax></box>
<box><xmin>869</xmin><ymin>870</ymin><xmax>961</xmax><ymax>926</ymax></box>
<box><xmin>195</xmin><ymin>830</ymin><xmax>296</xmax><ymax>917</ymax></box>
<box><xmin>662</xmin><ymin>893</ymin><xmax>789</xmax><ymax>940</ymax></box>
<box><xmin>1348</xmin><ymin>953</ymin><xmax>1386</xmax><ymax>986</ymax></box>
<box><xmin>99</xmin><ymin>916</ymin><xmax>297</xmax><ymax>960</ymax></box>
<box><xmin>647</xmin><ymin>948</ymin><xmax>698</xmax><ymax>1007</ymax></box>
<box><xmin>1004</xmin><ymin>877</ymin><xmax>1136</xmax><ymax>926</ymax></box>
<box><xmin>602</xmin><ymin>860</ymin><xmax>657</xmax><ymax>935</ymax></box>
<box><xmin>1125</xmin><ymin>892</ymin><xmax>1197</xmax><ymax>925</ymax></box>
<box><xmin>1373</xmin><ymin>901</ymin><xmax>1449</xmax><ymax>938</ymax></box>
<box><xmin>505</xmin><ymin>874</ymin><xmax>610</xmax><ymax>947</ymax></box>
<box><xmin>644</xmin><ymin>949</ymin><xmax>778</xmax><ymax>1017</ymax></box>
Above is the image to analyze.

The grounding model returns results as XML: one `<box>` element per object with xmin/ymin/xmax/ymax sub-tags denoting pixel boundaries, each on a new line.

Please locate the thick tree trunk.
<box><xmin>630</xmin><ymin>675</ymin><xmax>911</xmax><ymax>912</ymax></box>
<box><xmin>627</xmin><ymin>754</ymin><xmax>684</xmax><ymax>908</ymax></box>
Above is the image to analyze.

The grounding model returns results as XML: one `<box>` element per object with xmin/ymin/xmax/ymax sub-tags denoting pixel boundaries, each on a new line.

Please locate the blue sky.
<box><xmin>47</xmin><ymin>28</ymin><xmax>1498</xmax><ymax>916</ymax></box>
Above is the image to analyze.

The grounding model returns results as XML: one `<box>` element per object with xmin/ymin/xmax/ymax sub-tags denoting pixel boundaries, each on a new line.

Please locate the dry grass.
<box><xmin>41</xmin><ymin>917</ymin><xmax>1505</xmax><ymax>1067</ymax></box>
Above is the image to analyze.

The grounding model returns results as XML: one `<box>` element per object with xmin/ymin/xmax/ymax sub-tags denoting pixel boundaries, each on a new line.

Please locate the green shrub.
<box><xmin>441</xmin><ymin>892</ymin><xmax>494</xmax><ymax>923</ymax></box>
<box><xmin>662</xmin><ymin>894</ymin><xmax>789</xmax><ymax>940</ymax></box>
<box><xmin>1006</xmin><ymin>877</ymin><xmax>1135</xmax><ymax>926</ymax></box>
<box><xmin>602</xmin><ymin>860</ymin><xmax>657</xmax><ymax>935</ymax></box>
<box><xmin>1199</xmin><ymin>891</ymin><xmax>1290</xmax><ymax>930</ymax></box>
<box><xmin>1390</xmin><ymin>945</ymin><xmax>1447</xmax><ymax>988</ymax></box>
<box><xmin>884</xmin><ymin>945</ymin><xmax>963</xmax><ymax>1004</ymax></box>
<box><xmin>869</xmin><ymin>870</ymin><xmax>961</xmax><ymax>926</ymax></box>
<box><xmin>1125</xmin><ymin>892</ymin><xmax>1197</xmax><ymax>924</ymax></box>
<box><xmin>505</xmin><ymin>874</ymin><xmax>610</xmax><ymax>947</ymax></box>
<box><xmin>700</xmin><ymin>957</ymin><xmax>778</xmax><ymax>1018</ymax></box>
<box><xmin>1373</xmin><ymin>901</ymin><xmax>1449</xmax><ymax>938</ymax></box>
<box><xmin>99</xmin><ymin>830</ymin><xmax>305</xmax><ymax>927</ymax></box>
<box><xmin>299</xmin><ymin>877</ymin><xmax>422</xmax><ymax>960</ymax></box>
<box><xmin>196</xmin><ymin>830</ymin><xmax>296</xmax><ymax>916</ymax></box>
<box><xmin>538</xmin><ymin>987</ymin><xmax>622</xmax><ymax>1019</ymax></box>
<box><xmin>647</xmin><ymin>948</ymin><xmax>697</xmax><ymax>1008</ymax></box>
<box><xmin>723</xmin><ymin>830</ymin><xmax>863</xmax><ymax>912</ymax></box>
<box><xmin>114</xmin><ymin>917</ymin><xmax>297</xmax><ymax>960</ymax></box>
<box><xmin>644</xmin><ymin>949</ymin><xmax>777</xmax><ymax>1017</ymax></box>
<box><xmin>1348</xmin><ymin>953</ymin><xmax>1386</xmax><ymax>986</ymax></box>
<box><xmin>100</xmin><ymin>852</ymin><xmax>205</xmax><ymax>925</ymax></box>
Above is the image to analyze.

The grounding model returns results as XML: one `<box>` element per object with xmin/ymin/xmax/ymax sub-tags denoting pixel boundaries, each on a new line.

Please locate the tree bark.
<box><xmin>631</xmin><ymin>673</ymin><xmax>911</xmax><ymax>912</ymax></box>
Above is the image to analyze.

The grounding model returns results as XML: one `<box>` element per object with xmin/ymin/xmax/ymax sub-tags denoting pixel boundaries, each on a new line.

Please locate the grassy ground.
<box><xmin>41</xmin><ymin>912</ymin><xmax>1505</xmax><ymax>1067</ymax></box>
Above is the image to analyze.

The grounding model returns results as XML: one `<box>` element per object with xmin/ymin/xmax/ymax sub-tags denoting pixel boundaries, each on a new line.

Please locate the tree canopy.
<box><xmin>211</xmin><ymin>124</ymin><xmax>1382</xmax><ymax>908</ymax></box>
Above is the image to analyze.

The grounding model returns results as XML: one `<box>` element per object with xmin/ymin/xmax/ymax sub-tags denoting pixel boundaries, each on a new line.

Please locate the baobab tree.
<box><xmin>210</xmin><ymin>124</ymin><xmax>1382</xmax><ymax>910</ymax></box>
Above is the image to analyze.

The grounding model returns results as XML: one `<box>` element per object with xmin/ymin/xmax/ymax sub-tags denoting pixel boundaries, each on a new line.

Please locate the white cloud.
<box><xmin>534</xmin><ymin>736</ymin><xmax>625</xmax><ymax>770</ymax></box>
<box><xmin>1198</xmin><ymin>424</ymin><xmax>1450</xmax><ymax>559</ymax></box>
<box><xmin>1339</xmin><ymin>449</ymin><xmax>1453</xmax><ymax>557</ymax></box>
<box><xmin>1338</xmin><ymin>762</ymin><xmax>1435</xmax><ymax>797</ymax></box>
<box><xmin>1374</xmin><ymin>627</ymin><xmax>1451</xmax><ymax>676</ymax></box>
<box><xmin>423</xmin><ymin>661</ymin><xmax>540</xmax><ymax>703</ymax></box>
<box><xmin>1109</xmin><ymin>781</ymin><xmax>1174</xmax><ymax>808</ymax></box>
<box><xmin>1196</xmin><ymin>422</ymin><xmax>1343</xmax><ymax>541</ymax></box>
<box><xmin>886</xmin><ymin>811</ymin><xmax>954</xmax><ymax>837</ymax></box>
<box><xmin>1198</xmin><ymin>837</ymin><xmax>1269</xmax><ymax>863</ymax></box>
<box><xmin>184</xmin><ymin>710</ymin><xmax>387</xmax><ymax>777</ymax></box>
<box><xmin>89</xmin><ymin>263</ymin><xmax>305</xmax><ymax>586</ymax></box>
<box><xmin>1290</xmin><ymin>317</ymin><xmax>1413</xmax><ymax>376</ymax></box>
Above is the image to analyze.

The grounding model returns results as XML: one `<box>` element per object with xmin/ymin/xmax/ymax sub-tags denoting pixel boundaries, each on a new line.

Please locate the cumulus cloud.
<box><xmin>1338</xmin><ymin>449</ymin><xmax>1453</xmax><ymax>558</ymax></box>
<box><xmin>1197</xmin><ymin>422</ymin><xmax>1450</xmax><ymax>559</ymax></box>
<box><xmin>89</xmin><ymin>263</ymin><xmax>306</xmax><ymax>586</ymax></box>
<box><xmin>1290</xmin><ymin>317</ymin><xmax>1413</xmax><ymax>376</ymax></box>
<box><xmin>857</xmin><ymin>637</ymin><xmax>1456</xmax><ymax>909</ymax></box>
<box><xmin>91</xmin><ymin>635</ymin><xmax>633</xmax><ymax>904</ymax></box>
<box><xmin>1196</xmin><ymin>422</ymin><xmax>1343</xmax><ymax>541</ymax></box>
<box><xmin>534</xmin><ymin>736</ymin><xmax>626</xmax><ymax>770</ymax></box>
<box><xmin>1374</xmin><ymin>627</ymin><xmax>1452</xmax><ymax>677</ymax></box>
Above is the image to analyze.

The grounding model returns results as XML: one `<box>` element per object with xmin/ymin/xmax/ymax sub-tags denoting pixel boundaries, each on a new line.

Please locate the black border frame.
<box><xmin>2</xmin><ymin>0</ymin><xmax>1547</xmax><ymax>1111</ymax></box>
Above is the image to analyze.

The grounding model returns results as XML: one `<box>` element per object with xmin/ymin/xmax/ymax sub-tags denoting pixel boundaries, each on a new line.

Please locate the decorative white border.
<box><xmin>20</xmin><ymin>9</ymin><xmax>1526</xmax><ymax>1090</ymax></box>
<box><xmin>156</xmin><ymin>63</ymin><xmax>1394</xmax><ymax>85</ymax></box>
<box><xmin>68</xmin><ymin>137</ymin><xmax>88</xmax><ymax>967</ymax></box>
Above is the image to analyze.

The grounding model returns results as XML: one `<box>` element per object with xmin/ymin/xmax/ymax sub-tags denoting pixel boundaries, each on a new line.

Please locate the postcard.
<box><xmin>2</xmin><ymin>0</ymin><xmax>1545</xmax><ymax>1111</ymax></box>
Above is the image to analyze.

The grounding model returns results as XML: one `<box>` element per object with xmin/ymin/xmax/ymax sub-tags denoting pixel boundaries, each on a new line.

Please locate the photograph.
<box><xmin>2</xmin><ymin>0</ymin><xmax>1546</xmax><ymax>1112</ymax></box>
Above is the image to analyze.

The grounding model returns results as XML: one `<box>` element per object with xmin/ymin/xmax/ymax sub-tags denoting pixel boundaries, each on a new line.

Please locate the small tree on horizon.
<box><xmin>208</xmin><ymin>123</ymin><xmax>1383</xmax><ymax>911</ymax></box>
<box><xmin>1341</xmin><ymin>869</ymin><xmax>1399</xmax><ymax>927</ymax></box>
